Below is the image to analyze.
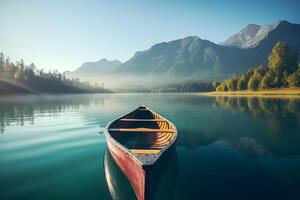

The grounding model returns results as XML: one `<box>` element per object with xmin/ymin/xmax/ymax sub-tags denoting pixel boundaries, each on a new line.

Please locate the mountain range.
<box><xmin>66</xmin><ymin>58</ymin><xmax>122</xmax><ymax>79</ymax></box>
<box><xmin>66</xmin><ymin>20</ymin><xmax>300</xmax><ymax>87</ymax></box>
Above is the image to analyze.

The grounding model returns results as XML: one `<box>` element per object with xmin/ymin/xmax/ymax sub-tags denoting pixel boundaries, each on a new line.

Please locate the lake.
<box><xmin>0</xmin><ymin>93</ymin><xmax>300</xmax><ymax>200</ymax></box>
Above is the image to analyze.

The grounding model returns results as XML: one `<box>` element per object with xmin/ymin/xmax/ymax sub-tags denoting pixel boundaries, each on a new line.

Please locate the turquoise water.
<box><xmin>0</xmin><ymin>94</ymin><xmax>300</xmax><ymax>200</ymax></box>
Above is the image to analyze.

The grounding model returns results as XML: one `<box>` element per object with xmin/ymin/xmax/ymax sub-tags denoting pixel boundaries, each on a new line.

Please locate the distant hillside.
<box><xmin>66</xmin><ymin>20</ymin><xmax>300</xmax><ymax>89</ymax></box>
<box><xmin>114</xmin><ymin>20</ymin><xmax>300</xmax><ymax>81</ymax></box>
<box><xmin>66</xmin><ymin>58</ymin><xmax>122</xmax><ymax>78</ymax></box>
<box><xmin>0</xmin><ymin>53</ymin><xmax>110</xmax><ymax>95</ymax></box>
<box><xmin>115</xmin><ymin>36</ymin><xmax>251</xmax><ymax>80</ymax></box>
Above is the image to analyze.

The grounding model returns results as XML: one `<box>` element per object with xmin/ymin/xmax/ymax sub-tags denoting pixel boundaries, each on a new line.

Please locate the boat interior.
<box><xmin>108</xmin><ymin>106</ymin><xmax>176</xmax><ymax>155</ymax></box>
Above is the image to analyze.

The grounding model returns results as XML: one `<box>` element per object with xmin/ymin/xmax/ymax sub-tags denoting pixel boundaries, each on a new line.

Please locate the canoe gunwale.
<box><xmin>104</xmin><ymin>106</ymin><xmax>177</xmax><ymax>167</ymax></box>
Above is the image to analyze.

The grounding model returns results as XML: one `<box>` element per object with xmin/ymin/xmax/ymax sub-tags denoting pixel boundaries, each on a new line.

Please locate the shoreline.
<box><xmin>200</xmin><ymin>88</ymin><xmax>300</xmax><ymax>98</ymax></box>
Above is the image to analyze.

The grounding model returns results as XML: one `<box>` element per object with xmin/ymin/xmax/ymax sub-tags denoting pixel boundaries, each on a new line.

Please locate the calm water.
<box><xmin>0</xmin><ymin>94</ymin><xmax>300</xmax><ymax>200</ymax></box>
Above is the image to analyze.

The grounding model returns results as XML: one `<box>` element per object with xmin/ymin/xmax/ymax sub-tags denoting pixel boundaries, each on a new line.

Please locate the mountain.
<box><xmin>220</xmin><ymin>23</ymin><xmax>276</xmax><ymax>48</ymax></box>
<box><xmin>249</xmin><ymin>20</ymin><xmax>300</xmax><ymax>64</ymax></box>
<box><xmin>114</xmin><ymin>20</ymin><xmax>300</xmax><ymax>81</ymax></box>
<box><xmin>220</xmin><ymin>20</ymin><xmax>300</xmax><ymax>50</ymax></box>
<box><xmin>116</xmin><ymin>36</ymin><xmax>251</xmax><ymax>79</ymax></box>
<box><xmin>67</xmin><ymin>20</ymin><xmax>300</xmax><ymax>87</ymax></box>
<box><xmin>66</xmin><ymin>58</ymin><xmax>122</xmax><ymax>78</ymax></box>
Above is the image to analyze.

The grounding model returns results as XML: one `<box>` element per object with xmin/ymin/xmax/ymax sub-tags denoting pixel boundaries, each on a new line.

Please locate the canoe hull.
<box><xmin>104</xmin><ymin>106</ymin><xmax>178</xmax><ymax>200</ymax></box>
<box><xmin>106</xmin><ymin>137</ymin><xmax>146</xmax><ymax>200</ymax></box>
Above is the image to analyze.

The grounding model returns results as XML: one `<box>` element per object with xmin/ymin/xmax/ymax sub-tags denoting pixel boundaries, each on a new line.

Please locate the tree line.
<box><xmin>154</xmin><ymin>80</ymin><xmax>213</xmax><ymax>92</ymax></box>
<box><xmin>0</xmin><ymin>53</ymin><xmax>109</xmax><ymax>94</ymax></box>
<box><xmin>214</xmin><ymin>42</ymin><xmax>300</xmax><ymax>91</ymax></box>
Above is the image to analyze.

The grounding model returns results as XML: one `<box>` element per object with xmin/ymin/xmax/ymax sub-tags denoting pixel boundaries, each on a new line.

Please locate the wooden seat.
<box><xmin>109</xmin><ymin>128</ymin><xmax>174</xmax><ymax>133</ymax></box>
<box><xmin>120</xmin><ymin>118</ymin><xmax>166</xmax><ymax>122</ymax></box>
<box><xmin>130</xmin><ymin>149</ymin><xmax>161</xmax><ymax>154</ymax></box>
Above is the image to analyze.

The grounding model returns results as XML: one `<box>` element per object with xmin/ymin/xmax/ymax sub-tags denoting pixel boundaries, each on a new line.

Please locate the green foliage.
<box><xmin>244</xmin><ymin>68</ymin><xmax>255</xmax><ymax>80</ymax></box>
<box><xmin>259</xmin><ymin>70</ymin><xmax>276</xmax><ymax>89</ymax></box>
<box><xmin>0</xmin><ymin>52</ymin><xmax>109</xmax><ymax>94</ymax></box>
<box><xmin>247</xmin><ymin>65</ymin><xmax>265</xmax><ymax>90</ymax></box>
<box><xmin>268</xmin><ymin>41</ymin><xmax>298</xmax><ymax>73</ymax></box>
<box><xmin>287</xmin><ymin>68</ymin><xmax>300</xmax><ymax>87</ymax></box>
<box><xmin>212</xmin><ymin>81</ymin><xmax>220</xmax><ymax>90</ymax></box>
<box><xmin>282</xmin><ymin>71</ymin><xmax>289</xmax><ymax>87</ymax></box>
<box><xmin>248</xmin><ymin>76</ymin><xmax>258</xmax><ymax>90</ymax></box>
<box><xmin>237</xmin><ymin>75</ymin><xmax>247</xmax><ymax>90</ymax></box>
<box><xmin>216</xmin><ymin>42</ymin><xmax>299</xmax><ymax>92</ymax></box>
<box><xmin>225</xmin><ymin>75</ymin><xmax>239</xmax><ymax>91</ymax></box>
<box><xmin>154</xmin><ymin>80</ymin><xmax>213</xmax><ymax>92</ymax></box>
<box><xmin>216</xmin><ymin>82</ymin><xmax>228</xmax><ymax>91</ymax></box>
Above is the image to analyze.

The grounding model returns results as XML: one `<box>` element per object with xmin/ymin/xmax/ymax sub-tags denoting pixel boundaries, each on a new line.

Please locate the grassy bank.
<box><xmin>201</xmin><ymin>88</ymin><xmax>300</xmax><ymax>97</ymax></box>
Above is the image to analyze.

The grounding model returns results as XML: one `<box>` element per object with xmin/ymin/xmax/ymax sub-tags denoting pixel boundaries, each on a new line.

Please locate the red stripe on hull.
<box><xmin>107</xmin><ymin>138</ymin><xmax>146</xmax><ymax>200</ymax></box>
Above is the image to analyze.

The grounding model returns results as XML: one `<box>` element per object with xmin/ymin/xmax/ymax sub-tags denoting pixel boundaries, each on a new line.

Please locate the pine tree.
<box><xmin>268</xmin><ymin>41</ymin><xmax>298</xmax><ymax>73</ymax></box>
<box><xmin>247</xmin><ymin>65</ymin><xmax>265</xmax><ymax>90</ymax></box>
<box><xmin>287</xmin><ymin>68</ymin><xmax>300</xmax><ymax>87</ymax></box>
<box><xmin>216</xmin><ymin>82</ymin><xmax>228</xmax><ymax>91</ymax></box>
<box><xmin>237</xmin><ymin>75</ymin><xmax>247</xmax><ymax>90</ymax></box>
<box><xmin>0</xmin><ymin>52</ymin><xmax>4</xmax><ymax>76</ymax></box>
<box><xmin>212</xmin><ymin>81</ymin><xmax>220</xmax><ymax>90</ymax></box>
<box><xmin>259</xmin><ymin>70</ymin><xmax>275</xmax><ymax>89</ymax></box>
<box><xmin>282</xmin><ymin>71</ymin><xmax>289</xmax><ymax>87</ymax></box>
<box><xmin>225</xmin><ymin>75</ymin><xmax>239</xmax><ymax>91</ymax></box>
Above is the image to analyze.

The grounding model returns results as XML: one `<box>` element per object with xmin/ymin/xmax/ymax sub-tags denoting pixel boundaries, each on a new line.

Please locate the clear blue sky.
<box><xmin>1</xmin><ymin>0</ymin><xmax>299</xmax><ymax>71</ymax></box>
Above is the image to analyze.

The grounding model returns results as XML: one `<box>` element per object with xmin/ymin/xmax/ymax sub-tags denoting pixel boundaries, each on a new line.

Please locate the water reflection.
<box><xmin>222</xmin><ymin>137</ymin><xmax>271</xmax><ymax>157</ymax></box>
<box><xmin>1</xmin><ymin>94</ymin><xmax>299</xmax><ymax>157</ymax></box>
<box><xmin>104</xmin><ymin>148</ymin><xmax>136</xmax><ymax>200</ymax></box>
<box><xmin>0</xmin><ymin>94</ymin><xmax>106</xmax><ymax>134</ymax></box>
<box><xmin>212</xmin><ymin>96</ymin><xmax>300</xmax><ymax>156</ymax></box>
<box><xmin>214</xmin><ymin>96</ymin><xmax>300</xmax><ymax>122</ymax></box>
<box><xmin>1</xmin><ymin>94</ymin><xmax>300</xmax><ymax>199</ymax></box>
<box><xmin>103</xmin><ymin>148</ymin><xmax>178</xmax><ymax>200</ymax></box>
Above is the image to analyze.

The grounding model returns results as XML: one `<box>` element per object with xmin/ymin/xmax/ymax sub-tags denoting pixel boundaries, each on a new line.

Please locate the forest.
<box><xmin>1</xmin><ymin>41</ymin><xmax>299</xmax><ymax>94</ymax></box>
<box><xmin>153</xmin><ymin>80</ymin><xmax>213</xmax><ymax>93</ymax></box>
<box><xmin>154</xmin><ymin>42</ymin><xmax>299</xmax><ymax>93</ymax></box>
<box><xmin>215</xmin><ymin>42</ymin><xmax>300</xmax><ymax>92</ymax></box>
<box><xmin>0</xmin><ymin>53</ymin><xmax>110</xmax><ymax>94</ymax></box>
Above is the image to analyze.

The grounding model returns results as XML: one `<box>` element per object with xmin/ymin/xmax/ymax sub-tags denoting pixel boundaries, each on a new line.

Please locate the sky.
<box><xmin>0</xmin><ymin>0</ymin><xmax>300</xmax><ymax>72</ymax></box>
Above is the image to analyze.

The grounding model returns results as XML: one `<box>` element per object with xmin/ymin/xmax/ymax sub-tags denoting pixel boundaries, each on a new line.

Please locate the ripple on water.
<box><xmin>0</xmin><ymin>110</ymin><xmax>106</xmax><ymax>199</ymax></box>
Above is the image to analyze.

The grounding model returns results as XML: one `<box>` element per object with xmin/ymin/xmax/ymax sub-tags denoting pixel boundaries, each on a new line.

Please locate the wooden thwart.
<box><xmin>109</xmin><ymin>128</ymin><xmax>174</xmax><ymax>132</ymax></box>
<box><xmin>130</xmin><ymin>149</ymin><xmax>161</xmax><ymax>154</ymax></box>
<box><xmin>120</xmin><ymin>118</ymin><xmax>166</xmax><ymax>122</ymax></box>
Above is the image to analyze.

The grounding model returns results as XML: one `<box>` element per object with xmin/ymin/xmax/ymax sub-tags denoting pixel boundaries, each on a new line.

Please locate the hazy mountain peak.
<box><xmin>276</xmin><ymin>20</ymin><xmax>289</xmax><ymax>25</ymax></box>
<box><xmin>96</xmin><ymin>58</ymin><xmax>122</xmax><ymax>65</ymax></box>
<box><xmin>98</xmin><ymin>58</ymin><xmax>108</xmax><ymax>62</ymax></box>
<box><xmin>182</xmin><ymin>35</ymin><xmax>200</xmax><ymax>40</ymax></box>
<box><xmin>65</xmin><ymin>58</ymin><xmax>122</xmax><ymax>79</ymax></box>
<box><xmin>220</xmin><ymin>21</ymin><xmax>285</xmax><ymax>48</ymax></box>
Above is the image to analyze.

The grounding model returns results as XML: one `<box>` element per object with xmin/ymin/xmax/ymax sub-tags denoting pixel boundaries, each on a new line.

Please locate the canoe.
<box><xmin>104</xmin><ymin>106</ymin><xmax>177</xmax><ymax>200</ymax></box>
<box><xmin>104</xmin><ymin>148</ymin><xmax>179</xmax><ymax>200</ymax></box>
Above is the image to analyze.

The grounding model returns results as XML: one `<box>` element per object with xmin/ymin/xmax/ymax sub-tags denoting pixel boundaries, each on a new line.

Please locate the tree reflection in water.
<box><xmin>0</xmin><ymin>94</ymin><xmax>106</xmax><ymax>134</ymax></box>
<box><xmin>1</xmin><ymin>94</ymin><xmax>299</xmax><ymax>157</ymax></box>
<box><xmin>214</xmin><ymin>96</ymin><xmax>300</xmax><ymax>138</ymax></box>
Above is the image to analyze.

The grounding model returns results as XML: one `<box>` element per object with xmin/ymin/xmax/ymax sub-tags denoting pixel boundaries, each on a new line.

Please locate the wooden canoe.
<box><xmin>104</xmin><ymin>106</ymin><xmax>177</xmax><ymax>200</ymax></box>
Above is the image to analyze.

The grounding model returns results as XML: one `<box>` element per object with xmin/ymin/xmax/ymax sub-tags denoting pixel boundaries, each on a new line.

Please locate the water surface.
<box><xmin>0</xmin><ymin>94</ymin><xmax>300</xmax><ymax>199</ymax></box>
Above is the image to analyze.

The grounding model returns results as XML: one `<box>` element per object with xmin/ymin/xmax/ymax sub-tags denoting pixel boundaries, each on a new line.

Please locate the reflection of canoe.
<box><xmin>104</xmin><ymin>148</ymin><xmax>179</xmax><ymax>200</ymax></box>
<box><xmin>104</xmin><ymin>149</ymin><xmax>137</xmax><ymax>200</ymax></box>
<box><xmin>104</xmin><ymin>106</ymin><xmax>177</xmax><ymax>200</ymax></box>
